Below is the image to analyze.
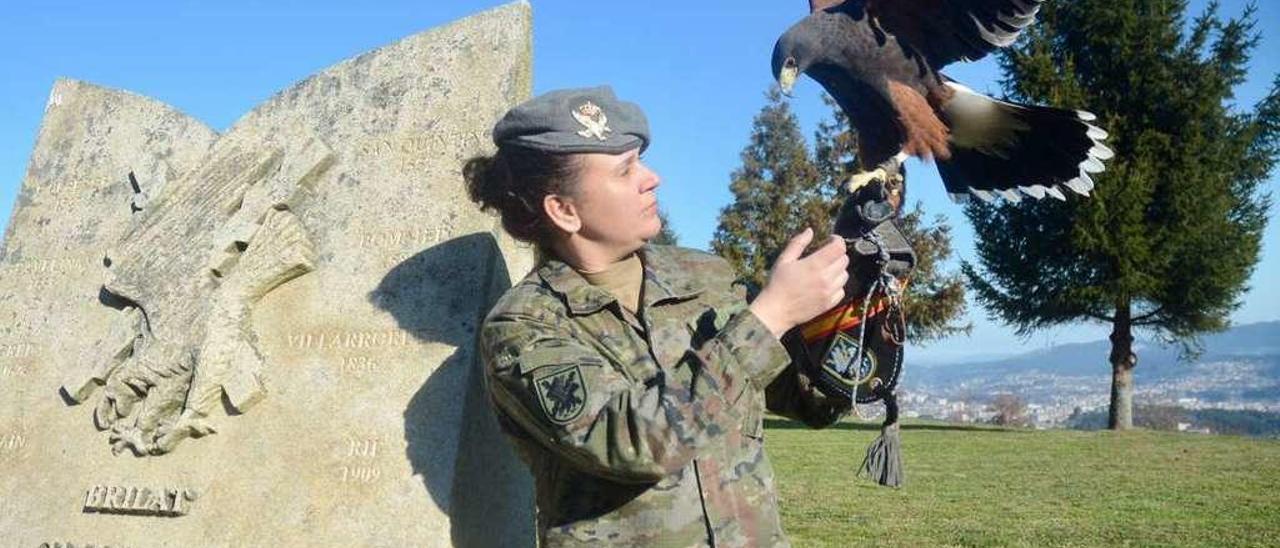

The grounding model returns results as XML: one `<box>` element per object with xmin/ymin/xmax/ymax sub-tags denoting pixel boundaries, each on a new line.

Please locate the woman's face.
<box><xmin>569</xmin><ymin>147</ymin><xmax>663</xmax><ymax>251</ymax></box>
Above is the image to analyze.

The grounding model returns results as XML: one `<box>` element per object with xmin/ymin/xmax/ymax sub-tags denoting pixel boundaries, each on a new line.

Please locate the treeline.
<box><xmin>1066</xmin><ymin>405</ymin><xmax>1280</xmax><ymax>438</ymax></box>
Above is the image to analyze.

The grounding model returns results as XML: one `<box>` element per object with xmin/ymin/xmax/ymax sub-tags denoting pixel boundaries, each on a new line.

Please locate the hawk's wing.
<box><xmin>865</xmin><ymin>0</ymin><xmax>1043</xmax><ymax>68</ymax></box>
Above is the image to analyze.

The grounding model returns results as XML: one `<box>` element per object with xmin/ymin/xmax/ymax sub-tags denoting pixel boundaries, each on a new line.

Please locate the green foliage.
<box><xmin>895</xmin><ymin>205</ymin><xmax>970</xmax><ymax>341</ymax></box>
<box><xmin>1068</xmin><ymin>404</ymin><xmax>1280</xmax><ymax>437</ymax></box>
<box><xmin>965</xmin><ymin>0</ymin><xmax>1279</xmax><ymax>354</ymax></box>
<box><xmin>713</xmin><ymin>89</ymin><xmax>968</xmax><ymax>341</ymax></box>
<box><xmin>766</xmin><ymin>417</ymin><xmax>1280</xmax><ymax>546</ymax></box>
<box><xmin>652</xmin><ymin>207</ymin><xmax>679</xmax><ymax>246</ymax></box>
<box><xmin>1194</xmin><ymin>407</ymin><xmax>1280</xmax><ymax>437</ymax></box>
<box><xmin>713</xmin><ymin>87</ymin><xmax>830</xmax><ymax>295</ymax></box>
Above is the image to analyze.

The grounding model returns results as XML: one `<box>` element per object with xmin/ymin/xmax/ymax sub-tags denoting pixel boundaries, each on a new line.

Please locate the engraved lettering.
<box><xmin>83</xmin><ymin>484</ymin><xmax>197</xmax><ymax>517</ymax></box>
<box><xmin>356</xmin><ymin>131</ymin><xmax>486</xmax><ymax>169</ymax></box>
<box><xmin>0</xmin><ymin>343</ymin><xmax>34</xmax><ymax>377</ymax></box>
<box><xmin>334</xmin><ymin>432</ymin><xmax>382</xmax><ymax>485</ymax></box>
<box><xmin>0</xmin><ymin>362</ymin><xmax>31</xmax><ymax>376</ymax></box>
<box><xmin>0</xmin><ymin>256</ymin><xmax>96</xmax><ymax>277</ymax></box>
<box><xmin>0</xmin><ymin>432</ymin><xmax>26</xmax><ymax>452</ymax></box>
<box><xmin>169</xmin><ymin>489</ymin><xmax>197</xmax><ymax>516</ymax></box>
<box><xmin>339</xmin><ymin>356</ymin><xmax>378</xmax><ymax>376</ymax></box>
<box><xmin>164</xmin><ymin>488</ymin><xmax>181</xmax><ymax>514</ymax></box>
<box><xmin>0</xmin><ymin>342</ymin><xmax>35</xmax><ymax>359</ymax></box>
<box><xmin>346</xmin><ymin>437</ymin><xmax>379</xmax><ymax>458</ymax></box>
<box><xmin>353</xmin><ymin>224</ymin><xmax>456</xmax><ymax>268</ymax></box>
<box><xmin>358</xmin><ymin>226</ymin><xmax>451</xmax><ymax>250</ymax></box>
<box><xmin>286</xmin><ymin>329</ymin><xmax>409</xmax><ymax>351</ymax></box>
<box><xmin>148</xmin><ymin>490</ymin><xmax>168</xmax><ymax>512</ymax></box>
<box><xmin>130</xmin><ymin>487</ymin><xmax>151</xmax><ymax>511</ymax></box>
<box><xmin>358</xmin><ymin>130</ymin><xmax>484</xmax><ymax>172</ymax></box>
<box><xmin>85</xmin><ymin>485</ymin><xmax>109</xmax><ymax>508</ymax></box>
<box><xmin>339</xmin><ymin>465</ymin><xmax>382</xmax><ymax>483</ymax></box>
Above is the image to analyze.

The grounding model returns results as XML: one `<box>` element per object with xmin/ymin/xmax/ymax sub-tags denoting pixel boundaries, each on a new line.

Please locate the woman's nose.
<box><xmin>640</xmin><ymin>163</ymin><xmax>660</xmax><ymax>192</ymax></box>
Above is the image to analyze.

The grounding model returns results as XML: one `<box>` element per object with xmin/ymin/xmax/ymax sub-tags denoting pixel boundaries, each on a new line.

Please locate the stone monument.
<box><xmin>0</xmin><ymin>2</ymin><xmax>537</xmax><ymax>546</ymax></box>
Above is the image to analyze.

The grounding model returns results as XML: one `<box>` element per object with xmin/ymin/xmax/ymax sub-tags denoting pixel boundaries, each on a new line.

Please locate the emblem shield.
<box><xmin>535</xmin><ymin>366</ymin><xmax>587</xmax><ymax>424</ymax></box>
<box><xmin>572</xmin><ymin>101</ymin><xmax>612</xmax><ymax>141</ymax></box>
<box><xmin>813</xmin><ymin>319</ymin><xmax>903</xmax><ymax>404</ymax></box>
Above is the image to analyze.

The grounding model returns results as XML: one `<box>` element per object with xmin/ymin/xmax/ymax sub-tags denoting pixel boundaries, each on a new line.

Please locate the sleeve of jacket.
<box><xmin>721</xmin><ymin>258</ymin><xmax>849</xmax><ymax>425</ymax></box>
<box><xmin>723</xmin><ymin>278</ymin><xmax>851</xmax><ymax>428</ymax></box>
<box><xmin>480</xmin><ymin>300</ymin><xmax>789</xmax><ymax>485</ymax></box>
<box><xmin>762</xmin><ymin>330</ymin><xmax>852</xmax><ymax>428</ymax></box>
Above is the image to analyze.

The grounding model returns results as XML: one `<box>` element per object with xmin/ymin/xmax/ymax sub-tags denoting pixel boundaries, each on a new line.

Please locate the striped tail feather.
<box><xmin>937</xmin><ymin>82</ymin><xmax>1113</xmax><ymax>203</ymax></box>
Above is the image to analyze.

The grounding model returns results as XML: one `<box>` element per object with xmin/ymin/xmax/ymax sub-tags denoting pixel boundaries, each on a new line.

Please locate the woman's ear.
<box><xmin>543</xmin><ymin>193</ymin><xmax>581</xmax><ymax>234</ymax></box>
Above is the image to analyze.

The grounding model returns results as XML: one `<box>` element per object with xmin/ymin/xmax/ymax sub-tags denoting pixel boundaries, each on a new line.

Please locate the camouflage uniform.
<box><xmin>480</xmin><ymin>243</ymin><xmax>849</xmax><ymax>547</ymax></box>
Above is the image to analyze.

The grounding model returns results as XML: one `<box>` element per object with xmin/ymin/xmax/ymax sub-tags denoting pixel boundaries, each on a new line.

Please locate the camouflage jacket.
<box><xmin>479</xmin><ymin>244</ymin><xmax>849</xmax><ymax>547</ymax></box>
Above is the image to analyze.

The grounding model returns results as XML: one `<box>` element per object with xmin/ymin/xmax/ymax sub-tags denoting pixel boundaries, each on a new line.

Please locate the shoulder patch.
<box><xmin>534</xmin><ymin>366</ymin><xmax>587</xmax><ymax>425</ymax></box>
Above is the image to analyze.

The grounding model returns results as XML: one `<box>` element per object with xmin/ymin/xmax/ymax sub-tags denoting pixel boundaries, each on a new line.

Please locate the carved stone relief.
<box><xmin>0</xmin><ymin>3</ymin><xmax>537</xmax><ymax>545</ymax></box>
<box><xmin>61</xmin><ymin>132</ymin><xmax>333</xmax><ymax>456</ymax></box>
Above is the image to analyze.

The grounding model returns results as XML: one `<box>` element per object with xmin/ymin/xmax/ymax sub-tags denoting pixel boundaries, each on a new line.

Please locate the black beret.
<box><xmin>492</xmin><ymin>86</ymin><xmax>650</xmax><ymax>154</ymax></box>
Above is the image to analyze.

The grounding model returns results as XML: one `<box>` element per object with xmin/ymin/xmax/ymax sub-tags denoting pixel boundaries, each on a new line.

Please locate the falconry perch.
<box><xmin>773</xmin><ymin>0</ymin><xmax>1114</xmax><ymax>202</ymax></box>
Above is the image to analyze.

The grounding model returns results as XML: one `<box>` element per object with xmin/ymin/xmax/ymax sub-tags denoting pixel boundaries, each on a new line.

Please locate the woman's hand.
<box><xmin>749</xmin><ymin>227</ymin><xmax>849</xmax><ymax>338</ymax></box>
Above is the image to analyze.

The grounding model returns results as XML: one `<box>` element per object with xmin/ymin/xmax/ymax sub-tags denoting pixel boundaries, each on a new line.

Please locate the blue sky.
<box><xmin>1</xmin><ymin>0</ymin><xmax>1276</xmax><ymax>363</ymax></box>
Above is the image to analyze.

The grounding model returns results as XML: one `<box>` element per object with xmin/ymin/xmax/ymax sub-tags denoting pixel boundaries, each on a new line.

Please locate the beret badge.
<box><xmin>572</xmin><ymin>101</ymin><xmax>612</xmax><ymax>141</ymax></box>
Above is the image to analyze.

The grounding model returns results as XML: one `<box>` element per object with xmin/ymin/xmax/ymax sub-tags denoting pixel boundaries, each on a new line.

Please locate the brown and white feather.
<box><xmin>885</xmin><ymin>80</ymin><xmax>951</xmax><ymax>161</ymax></box>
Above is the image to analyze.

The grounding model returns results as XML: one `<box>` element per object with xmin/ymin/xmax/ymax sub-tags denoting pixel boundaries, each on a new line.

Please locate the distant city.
<box><xmin>901</xmin><ymin>358</ymin><xmax>1277</xmax><ymax>427</ymax></box>
<box><xmin>881</xmin><ymin>321</ymin><xmax>1280</xmax><ymax>433</ymax></box>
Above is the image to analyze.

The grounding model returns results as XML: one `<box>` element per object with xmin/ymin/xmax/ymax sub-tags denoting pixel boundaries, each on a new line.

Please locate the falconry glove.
<box><xmin>796</xmin><ymin>168</ymin><xmax>912</xmax><ymax>487</ymax></box>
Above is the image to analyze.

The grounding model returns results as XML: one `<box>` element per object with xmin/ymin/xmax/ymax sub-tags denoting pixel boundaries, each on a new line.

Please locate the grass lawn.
<box><xmin>765</xmin><ymin>417</ymin><xmax>1280</xmax><ymax>547</ymax></box>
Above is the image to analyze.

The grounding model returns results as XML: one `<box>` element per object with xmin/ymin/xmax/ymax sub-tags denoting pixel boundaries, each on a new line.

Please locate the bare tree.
<box><xmin>988</xmin><ymin>394</ymin><xmax>1030</xmax><ymax>427</ymax></box>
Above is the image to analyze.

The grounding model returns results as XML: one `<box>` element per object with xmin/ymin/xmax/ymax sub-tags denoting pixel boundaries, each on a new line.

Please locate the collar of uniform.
<box><xmin>536</xmin><ymin>259</ymin><xmax>615</xmax><ymax>316</ymax></box>
<box><xmin>638</xmin><ymin>244</ymin><xmax>705</xmax><ymax>308</ymax></box>
<box><xmin>536</xmin><ymin>244</ymin><xmax>705</xmax><ymax>316</ymax></box>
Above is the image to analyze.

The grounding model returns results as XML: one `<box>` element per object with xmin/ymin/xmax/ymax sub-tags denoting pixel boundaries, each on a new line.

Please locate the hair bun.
<box><xmin>464</xmin><ymin>154</ymin><xmax>504</xmax><ymax>213</ymax></box>
<box><xmin>461</xmin><ymin>146</ymin><xmax>580</xmax><ymax>245</ymax></box>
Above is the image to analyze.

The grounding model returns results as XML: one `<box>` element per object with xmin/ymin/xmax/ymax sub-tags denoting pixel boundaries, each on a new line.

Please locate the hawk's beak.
<box><xmin>778</xmin><ymin>62</ymin><xmax>799</xmax><ymax>96</ymax></box>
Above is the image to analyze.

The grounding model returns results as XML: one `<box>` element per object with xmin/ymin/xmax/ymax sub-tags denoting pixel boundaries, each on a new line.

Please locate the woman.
<box><xmin>466</xmin><ymin>86</ymin><xmax>852</xmax><ymax>547</ymax></box>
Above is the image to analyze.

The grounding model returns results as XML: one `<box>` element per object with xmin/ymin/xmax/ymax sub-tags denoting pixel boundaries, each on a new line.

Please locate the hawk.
<box><xmin>773</xmin><ymin>0</ymin><xmax>1113</xmax><ymax>202</ymax></box>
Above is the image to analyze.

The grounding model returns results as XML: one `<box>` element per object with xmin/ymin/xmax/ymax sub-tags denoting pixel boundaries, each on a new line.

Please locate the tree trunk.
<box><xmin>1108</xmin><ymin>301</ymin><xmax>1136</xmax><ymax>430</ymax></box>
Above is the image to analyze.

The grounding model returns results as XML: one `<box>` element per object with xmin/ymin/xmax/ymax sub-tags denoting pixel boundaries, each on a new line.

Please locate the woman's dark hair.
<box><xmin>464</xmin><ymin>145</ymin><xmax>580</xmax><ymax>246</ymax></box>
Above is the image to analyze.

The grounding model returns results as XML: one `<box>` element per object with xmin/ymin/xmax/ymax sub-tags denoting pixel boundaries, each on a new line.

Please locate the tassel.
<box><xmin>859</xmin><ymin>388</ymin><xmax>903</xmax><ymax>487</ymax></box>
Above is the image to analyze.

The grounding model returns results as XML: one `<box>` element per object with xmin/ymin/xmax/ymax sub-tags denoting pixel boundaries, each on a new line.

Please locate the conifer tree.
<box><xmin>652</xmin><ymin>208</ymin><xmax>679</xmax><ymax>246</ymax></box>
<box><xmin>966</xmin><ymin>0</ymin><xmax>1280</xmax><ymax>429</ymax></box>
<box><xmin>713</xmin><ymin>87</ymin><xmax>830</xmax><ymax>295</ymax></box>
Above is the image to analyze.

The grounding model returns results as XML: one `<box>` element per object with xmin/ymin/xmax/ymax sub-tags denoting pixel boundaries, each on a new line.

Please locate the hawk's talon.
<box><xmin>846</xmin><ymin>168</ymin><xmax>889</xmax><ymax>193</ymax></box>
